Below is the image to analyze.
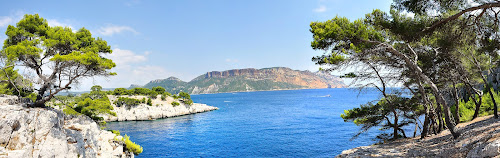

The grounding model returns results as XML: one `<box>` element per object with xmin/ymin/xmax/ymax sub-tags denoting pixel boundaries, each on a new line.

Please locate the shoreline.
<box><xmin>101</xmin><ymin>95</ymin><xmax>219</xmax><ymax>122</ymax></box>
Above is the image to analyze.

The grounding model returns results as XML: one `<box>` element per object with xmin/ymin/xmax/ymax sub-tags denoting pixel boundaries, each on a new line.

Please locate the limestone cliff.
<box><xmin>0</xmin><ymin>95</ymin><xmax>134</xmax><ymax>158</ymax></box>
<box><xmin>137</xmin><ymin>67</ymin><xmax>346</xmax><ymax>94</ymax></box>
<box><xmin>101</xmin><ymin>95</ymin><xmax>218</xmax><ymax>122</ymax></box>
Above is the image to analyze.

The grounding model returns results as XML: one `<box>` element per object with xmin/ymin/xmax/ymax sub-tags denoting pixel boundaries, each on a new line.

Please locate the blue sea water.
<box><xmin>106</xmin><ymin>88</ymin><xmax>412</xmax><ymax>157</ymax></box>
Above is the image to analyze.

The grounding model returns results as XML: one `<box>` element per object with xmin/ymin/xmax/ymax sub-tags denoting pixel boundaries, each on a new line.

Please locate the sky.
<box><xmin>0</xmin><ymin>0</ymin><xmax>392</xmax><ymax>91</ymax></box>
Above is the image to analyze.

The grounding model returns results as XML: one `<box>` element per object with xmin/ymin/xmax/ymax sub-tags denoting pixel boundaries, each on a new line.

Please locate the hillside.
<box><xmin>132</xmin><ymin>67</ymin><xmax>346</xmax><ymax>94</ymax></box>
<box><xmin>337</xmin><ymin>115</ymin><xmax>500</xmax><ymax>157</ymax></box>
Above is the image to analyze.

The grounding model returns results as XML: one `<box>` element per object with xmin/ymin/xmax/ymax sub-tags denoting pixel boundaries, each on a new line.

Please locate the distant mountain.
<box><xmin>130</xmin><ymin>67</ymin><xmax>346</xmax><ymax>94</ymax></box>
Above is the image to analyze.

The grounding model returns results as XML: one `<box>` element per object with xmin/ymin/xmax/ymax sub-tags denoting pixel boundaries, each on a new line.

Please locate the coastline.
<box><xmin>101</xmin><ymin>95</ymin><xmax>218</xmax><ymax>122</ymax></box>
<box><xmin>0</xmin><ymin>95</ymin><xmax>134</xmax><ymax>158</ymax></box>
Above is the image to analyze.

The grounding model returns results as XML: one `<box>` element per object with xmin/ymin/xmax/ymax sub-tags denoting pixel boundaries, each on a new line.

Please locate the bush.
<box><xmin>115</xmin><ymin>97</ymin><xmax>141</xmax><ymax>107</ymax></box>
<box><xmin>163</xmin><ymin>92</ymin><xmax>172</xmax><ymax>96</ymax></box>
<box><xmin>110</xmin><ymin>130</ymin><xmax>120</xmax><ymax>136</ymax></box>
<box><xmin>161</xmin><ymin>95</ymin><xmax>166</xmax><ymax>101</ymax></box>
<box><xmin>123</xmin><ymin>134</ymin><xmax>143</xmax><ymax>155</ymax></box>
<box><xmin>78</xmin><ymin>98</ymin><xmax>116</xmax><ymax>121</ymax></box>
<box><xmin>141</xmin><ymin>98</ymin><xmax>146</xmax><ymax>103</ymax></box>
<box><xmin>149</xmin><ymin>91</ymin><xmax>158</xmax><ymax>99</ymax></box>
<box><xmin>183</xmin><ymin>99</ymin><xmax>193</xmax><ymax>105</ymax></box>
<box><xmin>63</xmin><ymin>106</ymin><xmax>81</xmax><ymax>116</ymax></box>
<box><xmin>152</xmin><ymin>86</ymin><xmax>165</xmax><ymax>94</ymax></box>
<box><xmin>172</xmin><ymin>101</ymin><xmax>180</xmax><ymax>107</ymax></box>
<box><xmin>147</xmin><ymin>98</ymin><xmax>152</xmax><ymax>106</ymax></box>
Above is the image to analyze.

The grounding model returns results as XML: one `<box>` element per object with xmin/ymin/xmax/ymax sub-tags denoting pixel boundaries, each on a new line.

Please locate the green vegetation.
<box><xmin>114</xmin><ymin>97</ymin><xmax>141</xmax><ymax>107</ymax></box>
<box><xmin>311</xmin><ymin>0</ymin><xmax>500</xmax><ymax>140</ymax></box>
<box><xmin>123</xmin><ymin>134</ymin><xmax>143</xmax><ymax>155</ymax></box>
<box><xmin>63</xmin><ymin>106</ymin><xmax>81</xmax><ymax>116</ymax></box>
<box><xmin>178</xmin><ymin>91</ymin><xmax>193</xmax><ymax>105</ymax></box>
<box><xmin>110</xmin><ymin>130</ymin><xmax>120</xmax><ymax>136</ymax></box>
<box><xmin>457</xmin><ymin>89</ymin><xmax>500</xmax><ymax>122</ymax></box>
<box><xmin>0</xmin><ymin>14</ymin><xmax>116</xmax><ymax>107</ymax></box>
<box><xmin>147</xmin><ymin>98</ymin><xmax>152</xmax><ymax>106</ymax></box>
<box><xmin>172</xmin><ymin>101</ymin><xmax>180</xmax><ymax>106</ymax></box>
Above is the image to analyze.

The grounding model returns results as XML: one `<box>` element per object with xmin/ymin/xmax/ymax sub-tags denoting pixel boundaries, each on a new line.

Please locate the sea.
<box><xmin>106</xmin><ymin>88</ymin><xmax>415</xmax><ymax>157</ymax></box>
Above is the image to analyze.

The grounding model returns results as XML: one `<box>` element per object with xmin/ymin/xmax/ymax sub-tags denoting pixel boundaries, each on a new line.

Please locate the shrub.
<box><xmin>147</xmin><ymin>98</ymin><xmax>152</xmax><ymax>106</ymax></box>
<box><xmin>152</xmin><ymin>86</ymin><xmax>166</xmax><ymax>94</ymax></box>
<box><xmin>110</xmin><ymin>130</ymin><xmax>120</xmax><ymax>136</ymax></box>
<box><xmin>172</xmin><ymin>101</ymin><xmax>180</xmax><ymax>107</ymax></box>
<box><xmin>63</xmin><ymin>106</ymin><xmax>81</xmax><ymax>116</ymax></box>
<box><xmin>183</xmin><ymin>99</ymin><xmax>193</xmax><ymax>105</ymax></box>
<box><xmin>149</xmin><ymin>91</ymin><xmax>158</xmax><ymax>99</ymax></box>
<box><xmin>115</xmin><ymin>97</ymin><xmax>141</xmax><ymax>107</ymax></box>
<box><xmin>123</xmin><ymin>134</ymin><xmax>143</xmax><ymax>155</ymax></box>
<box><xmin>161</xmin><ymin>95</ymin><xmax>166</xmax><ymax>101</ymax></box>
<box><xmin>163</xmin><ymin>92</ymin><xmax>172</xmax><ymax>96</ymax></box>
<box><xmin>141</xmin><ymin>98</ymin><xmax>146</xmax><ymax>103</ymax></box>
<box><xmin>78</xmin><ymin>98</ymin><xmax>116</xmax><ymax>121</ymax></box>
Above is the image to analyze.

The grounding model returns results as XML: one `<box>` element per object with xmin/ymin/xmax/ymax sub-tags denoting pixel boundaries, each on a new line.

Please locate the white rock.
<box><xmin>0</xmin><ymin>95</ymin><xmax>134</xmax><ymax>158</ymax></box>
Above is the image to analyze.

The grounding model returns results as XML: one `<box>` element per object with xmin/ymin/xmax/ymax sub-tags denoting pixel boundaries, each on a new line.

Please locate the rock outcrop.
<box><xmin>0</xmin><ymin>95</ymin><xmax>134</xmax><ymax>158</ymax></box>
<box><xmin>337</xmin><ymin>115</ymin><xmax>500</xmax><ymax>158</ymax></box>
<box><xmin>136</xmin><ymin>67</ymin><xmax>346</xmax><ymax>94</ymax></box>
<box><xmin>102</xmin><ymin>95</ymin><xmax>218</xmax><ymax>122</ymax></box>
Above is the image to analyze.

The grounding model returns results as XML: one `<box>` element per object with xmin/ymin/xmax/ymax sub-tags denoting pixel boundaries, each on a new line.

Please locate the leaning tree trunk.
<box><xmin>385</xmin><ymin>43</ymin><xmax>460</xmax><ymax>138</ymax></box>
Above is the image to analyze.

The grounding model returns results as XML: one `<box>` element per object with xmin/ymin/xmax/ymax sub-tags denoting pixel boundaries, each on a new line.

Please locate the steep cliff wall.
<box><xmin>139</xmin><ymin>67</ymin><xmax>346</xmax><ymax>94</ymax></box>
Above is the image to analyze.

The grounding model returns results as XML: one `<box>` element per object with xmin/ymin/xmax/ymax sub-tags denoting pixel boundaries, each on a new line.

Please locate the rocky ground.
<box><xmin>337</xmin><ymin>115</ymin><xmax>500</xmax><ymax>158</ymax></box>
<box><xmin>0</xmin><ymin>95</ymin><xmax>134</xmax><ymax>158</ymax></box>
<box><xmin>102</xmin><ymin>95</ymin><xmax>218</xmax><ymax>122</ymax></box>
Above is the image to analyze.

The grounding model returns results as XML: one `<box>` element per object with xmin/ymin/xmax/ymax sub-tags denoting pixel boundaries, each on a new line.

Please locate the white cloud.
<box><xmin>104</xmin><ymin>48</ymin><xmax>148</xmax><ymax>65</ymax></box>
<box><xmin>97</xmin><ymin>25</ymin><xmax>138</xmax><ymax>36</ymax></box>
<box><xmin>0</xmin><ymin>16</ymin><xmax>12</xmax><ymax>27</ymax></box>
<box><xmin>47</xmin><ymin>19</ymin><xmax>74</xmax><ymax>30</ymax></box>
<box><xmin>313</xmin><ymin>5</ymin><xmax>327</xmax><ymax>13</ymax></box>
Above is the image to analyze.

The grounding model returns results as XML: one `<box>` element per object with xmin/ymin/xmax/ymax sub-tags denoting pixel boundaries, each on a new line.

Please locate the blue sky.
<box><xmin>0</xmin><ymin>0</ymin><xmax>392</xmax><ymax>90</ymax></box>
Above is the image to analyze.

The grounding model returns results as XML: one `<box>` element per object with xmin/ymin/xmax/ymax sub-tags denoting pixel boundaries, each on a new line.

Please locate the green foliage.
<box><xmin>161</xmin><ymin>95</ymin><xmax>166</xmax><ymax>101</ymax></box>
<box><xmin>123</xmin><ymin>134</ymin><xmax>143</xmax><ymax>155</ymax></box>
<box><xmin>458</xmin><ymin>89</ymin><xmax>500</xmax><ymax>122</ymax></box>
<box><xmin>178</xmin><ymin>91</ymin><xmax>191</xmax><ymax>100</ymax></box>
<box><xmin>147</xmin><ymin>98</ymin><xmax>152</xmax><ymax>106</ymax></box>
<box><xmin>77</xmin><ymin>98</ymin><xmax>116</xmax><ymax>121</ymax></box>
<box><xmin>171</xmin><ymin>101</ymin><xmax>180</xmax><ymax>107</ymax></box>
<box><xmin>63</xmin><ymin>106</ymin><xmax>81</xmax><ymax>116</ymax></box>
<box><xmin>114</xmin><ymin>97</ymin><xmax>141</xmax><ymax>107</ymax></box>
<box><xmin>148</xmin><ymin>91</ymin><xmax>158</xmax><ymax>99</ymax></box>
<box><xmin>177</xmin><ymin>92</ymin><xmax>194</xmax><ymax>105</ymax></box>
<box><xmin>163</xmin><ymin>92</ymin><xmax>172</xmax><ymax>96</ymax></box>
<box><xmin>113</xmin><ymin>88</ymin><xmax>128</xmax><ymax>95</ymax></box>
<box><xmin>1</xmin><ymin>14</ymin><xmax>116</xmax><ymax>106</ymax></box>
<box><xmin>132</xmin><ymin>87</ymin><xmax>151</xmax><ymax>95</ymax></box>
<box><xmin>141</xmin><ymin>98</ymin><xmax>146</xmax><ymax>103</ymax></box>
<box><xmin>341</xmin><ymin>95</ymin><xmax>423</xmax><ymax>140</ymax></box>
<box><xmin>110</xmin><ymin>130</ymin><xmax>120</xmax><ymax>136</ymax></box>
<box><xmin>152</xmin><ymin>86</ymin><xmax>165</xmax><ymax>94</ymax></box>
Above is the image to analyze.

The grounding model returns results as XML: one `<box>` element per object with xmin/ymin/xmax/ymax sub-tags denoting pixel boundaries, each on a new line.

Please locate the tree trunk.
<box><xmin>393</xmin><ymin>111</ymin><xmax>399</xmax><ymax>140</ymax></box>
<box><xmin>421</xmin><ymin>113</ymin><xmax>430</xmax><ymax>139</ymax></box>
<box><xmin>33</xmin><ymin>83</ymin><xmax>49</xmax><ymax>108</ymax></box>
<box><xmin>488</xmin><ymin>88</ymin><xmax>498</xmax><ymax>118</ymax></box>
<box><xmin>452</xmin><ymin>82</ymin><xmax>461</xmax><ymax>123</ymax></box>
<box><xmin>481</xmin><ymin>76</ymin><xmax>498</xmax><ymax>119</ymax></box>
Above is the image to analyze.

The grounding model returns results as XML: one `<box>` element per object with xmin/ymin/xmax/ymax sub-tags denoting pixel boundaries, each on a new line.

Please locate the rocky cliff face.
<box><xmin>201</xmin><ymin>67</ymin><xmax>345</xmax><ymax>89</ymax></box>
<box><xmin>138</xmin><ymin>67</ymin><xmax>346</xmax><ymax>94</ymax></box>
<box><xmin>0</xmin><ymin>95</ymin><xmax>134</xmax><ymax>158</ymax></box>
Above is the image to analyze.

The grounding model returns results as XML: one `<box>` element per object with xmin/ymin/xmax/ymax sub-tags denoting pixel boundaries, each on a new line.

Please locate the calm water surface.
<box><xmin>107</xmin><ymin>88</ymin><xmax>409</xmax><ymax>157</ymax></box>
